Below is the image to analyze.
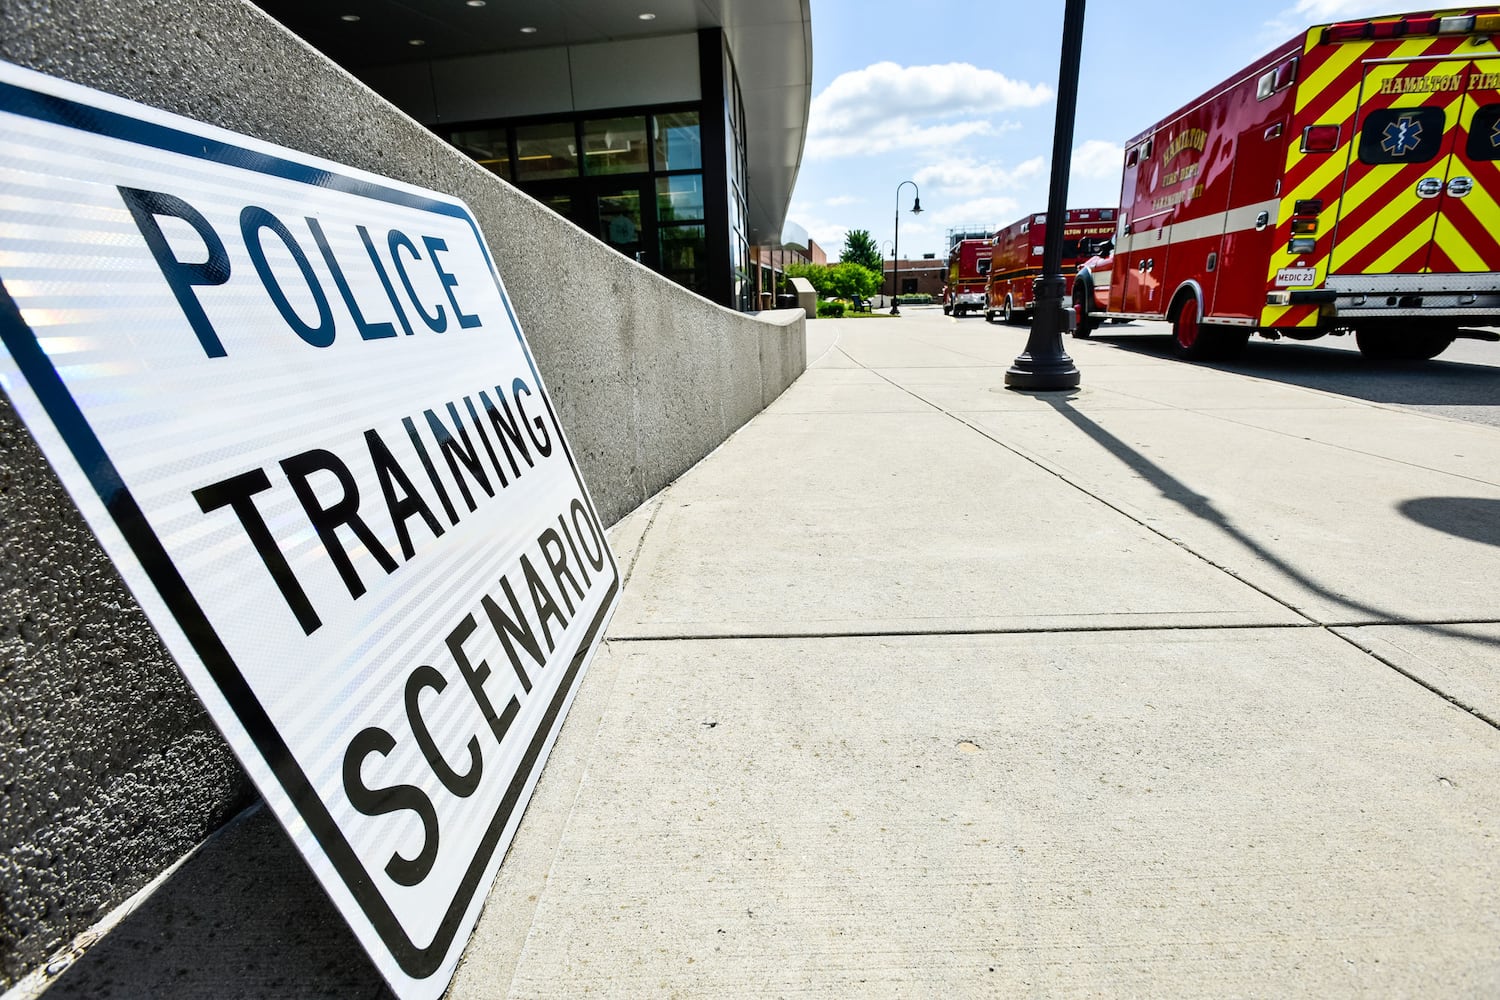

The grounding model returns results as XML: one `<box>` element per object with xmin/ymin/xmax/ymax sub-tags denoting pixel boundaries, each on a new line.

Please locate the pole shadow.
<box><xmin>1035</xmin><ymin>394</ymin><xmax>1500</xmax><ymax>652</ymax></box>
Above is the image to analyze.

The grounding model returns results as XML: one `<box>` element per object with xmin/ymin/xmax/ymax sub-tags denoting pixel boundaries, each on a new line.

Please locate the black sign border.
<box><xmin>0</xmin><ymin>73</ymin><xmax>620</xmax><ymax>979</ymax></box>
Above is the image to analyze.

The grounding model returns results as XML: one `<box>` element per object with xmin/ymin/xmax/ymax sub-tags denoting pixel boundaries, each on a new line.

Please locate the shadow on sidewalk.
<box><xmin>1087</xmin><ymin>332</ymin><xmax>1500</xmax><ymax>409</ymax></box>
<box><xmin>1034</xmin><ymin>392</ymin><xmax>1500</xmax><ymax>659</ymax></box>
<box><xmin>1399</xmin><ymin>497</ymin><xmax>1500</xmax><ymax>549</ymax></box>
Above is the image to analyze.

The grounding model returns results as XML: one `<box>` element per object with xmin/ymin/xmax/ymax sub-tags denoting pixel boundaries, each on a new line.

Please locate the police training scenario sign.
<box><xmin>0</xmin><ymin>61</ymin><xmax>619</xmax><ymax>998</ymax></box>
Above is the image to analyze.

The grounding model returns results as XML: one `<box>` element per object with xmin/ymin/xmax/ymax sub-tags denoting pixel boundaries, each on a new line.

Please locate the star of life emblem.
<box><xmin>1381</xmin><ymin>115</ymin><xmax>1423</xmax><ymax>157</ymax></box>
<box><xmin>1491</xmin><ymin>117</ymin><xmax>1500</xmax><ymax>150</ymax></box>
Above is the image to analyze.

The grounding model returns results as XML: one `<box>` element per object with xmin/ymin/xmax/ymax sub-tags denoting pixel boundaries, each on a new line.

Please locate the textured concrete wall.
<box><xmin>0</xmin><ymin>0</ymin><xmax>804</xmax><ymax>988</ymax></box>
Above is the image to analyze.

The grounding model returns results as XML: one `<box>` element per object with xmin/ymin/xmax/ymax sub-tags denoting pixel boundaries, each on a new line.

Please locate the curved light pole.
<box><xmin>890</xmin><ymin>181</ymin><xmax>922</xmax><ymax>316</ymax></box>
<box><xmin>1005</xmin><ymin>0</ymin><xmax>1085</xmax><ymax>389</ymax></box>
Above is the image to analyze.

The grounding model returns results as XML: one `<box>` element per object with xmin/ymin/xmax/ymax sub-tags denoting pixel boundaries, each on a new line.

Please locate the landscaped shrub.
<box><xmin>896</xmin><ymin>293</ymin><xmax>933</xmax><ymax>304</ymax></box>
<box><xmin>817</xmin><ymin>300</ymin><xmax>847</xmax><ymax>318</ymax></box>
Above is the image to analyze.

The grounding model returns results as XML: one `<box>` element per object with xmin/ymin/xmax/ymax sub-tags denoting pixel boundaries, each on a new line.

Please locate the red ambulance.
<box><xmin>1074</xmin><ymin>8</ymin><xmax>1500</xmax><ymax>360</ymax></box>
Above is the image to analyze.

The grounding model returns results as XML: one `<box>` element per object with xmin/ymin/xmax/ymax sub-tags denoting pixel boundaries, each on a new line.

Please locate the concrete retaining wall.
<box><xmin>0</xmin><ymin>0</ymin><xmax>805</xmax><ymax>988</ymax></box>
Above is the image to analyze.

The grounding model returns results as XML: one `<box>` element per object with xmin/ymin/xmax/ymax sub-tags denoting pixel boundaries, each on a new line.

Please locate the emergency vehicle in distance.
<box><xmin>1073</xmin><ymin>7</ymin><xmax>1500</xmax><ymax>360</ymax></box>
<box><xmin>985</xmin><ymin>208</ymin><xmax>1117</xmax><ymax>324</ymax></box>
<box><xmin>941</xmin><ymin>232</ymin><xmax>992</xmax><ymax>316</ymax></box>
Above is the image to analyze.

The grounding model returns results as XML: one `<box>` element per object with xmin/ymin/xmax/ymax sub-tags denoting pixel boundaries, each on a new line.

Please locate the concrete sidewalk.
<box><xmin>36</xmin><ymin>308</ymin><xmax>1500</xmax><ymax>998</ymax></box>
<box><xmin>451</xmin><ymin>308</ymin><xmax>1500</xmax><ymax>997</ymax></box>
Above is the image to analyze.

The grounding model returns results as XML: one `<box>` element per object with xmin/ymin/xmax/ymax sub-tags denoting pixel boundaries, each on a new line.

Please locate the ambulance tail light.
<box><xmin>1301</xmin><ymin>125</ymin><xmax>1341</xmax><ymax>153</ymax></box>
<box><xmin>1290</xmin><ymin>197</ymin><xmax>1323</xmax><ymax>246</ymax></box>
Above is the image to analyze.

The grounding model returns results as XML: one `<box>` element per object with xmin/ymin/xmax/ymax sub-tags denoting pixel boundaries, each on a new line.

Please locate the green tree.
<box><xmin>839</xmin><ymin>229</ymin><xmax>883</xmax><ymax>272</ymax></box>
<box><xmin>825</xmin><ymin>262</ymin><xmax>881</xmax><ymax>301</ymax></box>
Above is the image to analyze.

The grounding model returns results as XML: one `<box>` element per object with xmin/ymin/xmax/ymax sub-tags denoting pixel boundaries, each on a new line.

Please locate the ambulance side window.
<box><xmin>1467</xmin><ymin>104</ymin><xmax>1500</xmax><ymax>161</ymax></box>
<box><xmin>1357</xmin><ymin>107</ymin><xmax>1444</xmax><ymax>165</ymax></box>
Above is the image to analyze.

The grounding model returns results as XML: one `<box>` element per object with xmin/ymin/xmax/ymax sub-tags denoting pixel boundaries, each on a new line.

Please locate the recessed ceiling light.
<box><xmin>465</xmin><ymin>0</ymin><xmax>485</xmax><ymax>6</ymax></box>
<box><xmin>408</xmin><ymin>38</ymin><xmax>426</xmax><ymax>45</ymax></box>
<box><xmin>340</xmin><ymin>13</ymin><xmax>360</xmax><ymax>21</ymax></box>
<box><xmin>520</xmin><ymin>25</ymin><xmax>538</xmax><ymax>33</ymax></box>
<box><xmin>638</xmin><ymin>12</ymin><xmax>656</xmax><ymax>19</ymax></box>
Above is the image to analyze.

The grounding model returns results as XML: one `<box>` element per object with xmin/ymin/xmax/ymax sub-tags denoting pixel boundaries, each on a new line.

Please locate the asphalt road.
<box><xmin>1055</xmin><ymin>319</ymin><xmax>1500</xmax><ymax>428</ymax></box>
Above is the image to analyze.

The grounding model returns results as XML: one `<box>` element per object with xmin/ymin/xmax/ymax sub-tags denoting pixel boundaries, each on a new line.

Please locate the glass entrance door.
<box><xmin>587</xmin><ymin>183</ymin><xmax>650</xmax><ymax>268</ymax></box>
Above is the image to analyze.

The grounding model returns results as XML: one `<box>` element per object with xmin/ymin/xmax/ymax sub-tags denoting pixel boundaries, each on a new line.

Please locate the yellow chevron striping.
<box><xmin>1433</xmin><ymin>214</ymin><xmax>1486</xmax><ymax>272</ymax></box>
<box><xmin>1330</xmin><ymin>202</ymin><xmax>1414</xmax><ymax>271</ymax></box>
<box><xmin>1258</xmin><ymin>303</ymin><xmax>1321</xmax><ymax>329</ymax></box>
<box><xmin>1301</xmin><ymin>35</ymin><xmax>1464</xmax><ymax>117</ymax></box>
<box><xmin>1278</xmin><ymin>147</ymin><xmax>1351</xmax><ymax>225</ymax></box>
<box><xmin>1298</xmin><ymin>39</ymin><xmax>1365</xmax><ymax>114</ymax></box>
<box><xmin>1369</xmin><ymin>214</ymin><xmax>1437</xmax><ymax>273</ymax></box>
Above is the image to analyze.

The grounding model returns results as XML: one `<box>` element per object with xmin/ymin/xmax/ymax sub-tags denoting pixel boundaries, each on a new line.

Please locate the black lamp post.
<box><xmin>890</xmin><ymin>181</ymin><xmax>922</xmax><ymax>316</ymax></box>
<box><xmin>1005</xmin><ymin>0</ymin><xmax>1086</xmax><ymax>390</ymax></box>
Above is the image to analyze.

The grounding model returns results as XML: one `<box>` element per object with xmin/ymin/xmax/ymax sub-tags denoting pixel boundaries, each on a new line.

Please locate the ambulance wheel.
<box><xmin>1170</xmin><ymin>297</ymin><xmax>1207</xmax><ymax>357</ymax></box>
<box><xmin>1355</xmin><ymin>330</ymin><xmax>1454</xmax><ymax>361</ymax></box>
<box><xmin>1071</xmin><ymin>289</ymin><xmax>1097</xmax><ymax>338</ymax></box>
<box><xmin>1002</xmin><ymin>297</ymin><xmax>1015</xmax><ymax>324</ymax></box>
<box><xmin>1171</xmin><ymin>298</ymin><xmax>1247</xmax><ymax>360</ymax></box>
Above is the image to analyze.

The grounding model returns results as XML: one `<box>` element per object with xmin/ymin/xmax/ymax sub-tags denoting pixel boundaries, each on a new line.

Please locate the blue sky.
<box><xmin>787</xmin><ymin>0</ymin><xmax>1422</xmax><ymax>259</ymax></box>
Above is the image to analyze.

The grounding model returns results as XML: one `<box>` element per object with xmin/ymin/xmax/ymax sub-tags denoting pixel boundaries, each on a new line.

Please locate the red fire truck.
<box><xmin>942</xmin><ymin>237</ymin><xmax>992</xmax><ymax>316</ymax></box>
<box><xmin>1073</xmin><ymin>7</ymin><xmax>1500</xmax><ymax>360</ymax></box>
<box><xmin>984</xmin><ymin>208</ymin><xmax>1117</xmax><ymax>323</ymax></box>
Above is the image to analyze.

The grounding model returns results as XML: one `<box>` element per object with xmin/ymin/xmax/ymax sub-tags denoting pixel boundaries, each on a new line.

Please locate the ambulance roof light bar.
<box><xmin>1321</xmin><ymin>13</ymin><xmax>1500</xmax><ymax>43</ymax></box>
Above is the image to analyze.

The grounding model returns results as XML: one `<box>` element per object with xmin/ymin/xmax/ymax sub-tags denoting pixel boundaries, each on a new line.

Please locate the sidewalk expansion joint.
<box><xmin>1335</xmin><ymin>629</ymin><xmax>1500</xmax><ymax>731</ymax></box>
<box><xmin>607</xmin><ymin>621</ymin><xmax>1325</xmax><ymax>643</ymax></box>
<box><xmin>839</xmin><ymin>356</ymin><xmax>1500</xmax><ymax>735</ymax></box>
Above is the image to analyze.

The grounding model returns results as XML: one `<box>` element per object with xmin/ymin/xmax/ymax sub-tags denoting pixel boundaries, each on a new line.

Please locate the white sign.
<box><xmin>1275</xmin><ymin>266</ymin><xmax>1318</xmax><ymax>287</ymax></box>
<box><xmin>0</xmin><ymin>62</ymin><xmax>618</xmax><ymax>998</ymax></box>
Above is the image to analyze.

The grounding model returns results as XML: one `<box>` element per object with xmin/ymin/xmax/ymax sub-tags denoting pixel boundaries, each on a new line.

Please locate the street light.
<box><xmin>890</xmin><ymin>181</ymin><xmax>922</xmax><ymax>316</ymax></box>
<box><xmin>1005</xmin><ymin>0</ymin><xmax>1085</xmax><ymax>390</ymax></box>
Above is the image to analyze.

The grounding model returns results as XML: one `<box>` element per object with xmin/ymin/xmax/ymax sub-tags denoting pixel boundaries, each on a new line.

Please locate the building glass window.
<box><xmin>583</xmin><ymin>116</ymin><xmax>648</xmax><ymax>174</ymax></box>
<box><xmin>657</xmin><ymin>175</ymin><xmax>705</xmax><ymax>223</ymax></box>
<box><xmin>539</xmin><ymin>192</ymin><xmax>575</xmax><ymax>223</ymax></box>
<box><xmin>654</xmin><ymin>111</ymin><xmax>702</xmax><ymax>171</ymax></box>
<box><xmin>515</xmin><ymin>122</ymin><xmax>577</xmax><ymax>180</ymax></box>
<box><xmin>440</xmin><ymin>41</ymin><xmax>752</xmax><ymax>308</ymax></box>
<box><xmin>449</xmin><ymin>127</ymin><xmax>512</xmax><ymax>181</ymax></box>
<box><xmin>660</xmin><ymin>225</ymin><xmax>708</xmax><ymax>294</ymax></box>
<box><xmin>599</xmin><ymin>191</ymin><xmax>644</xmax><ymax>252</ymax></box>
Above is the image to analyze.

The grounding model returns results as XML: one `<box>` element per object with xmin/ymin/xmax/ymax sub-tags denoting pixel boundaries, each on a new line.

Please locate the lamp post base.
<box><xmin>1004</xmin><ymin>353</ymin><xmax>1080</xmax><ymax>390</ymax></box>
<box><xmin>1004</xmin><ymin>276</ymin><xmax>1081</xmax><ymax>390</ymax></box>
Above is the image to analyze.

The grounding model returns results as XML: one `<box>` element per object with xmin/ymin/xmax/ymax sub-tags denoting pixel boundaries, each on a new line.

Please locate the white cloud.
<box><xmin>928</xmin><ymin>195</ymin><xmax>1023</xmax><ymax>230</ymax></box>
<box><xmin>1264</xmin><ymin>0</ymin><xmax>1402</xmax><ymax>36</ymax></box>
<box><xmin>825</xmin><ymin>195</ymin><xmax>859</xmax><ymax>207</ymax></box>
<box><xmin>915</xmin><ymin>155</ymin><xmax>1045</xmax><ymax>194</ymax></box>
<box><xmin>1290</xmin><ymin>0</ymin><xmax>1403</xmax><ymax>19</ymax></box>
<box><xmin>1071</xmin><ymin>140</ymin><xmax>1122</xmax><ymax>179</ymax></box>
<box><xmin>808</xmin><ymin>120</ymin><xmax>998</xmax><ymax>159</ymax></box>
<box><xmin>806</xmin><ymin>62</ymin><xmax>1051</xmax><ymax>159</ymax></box>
